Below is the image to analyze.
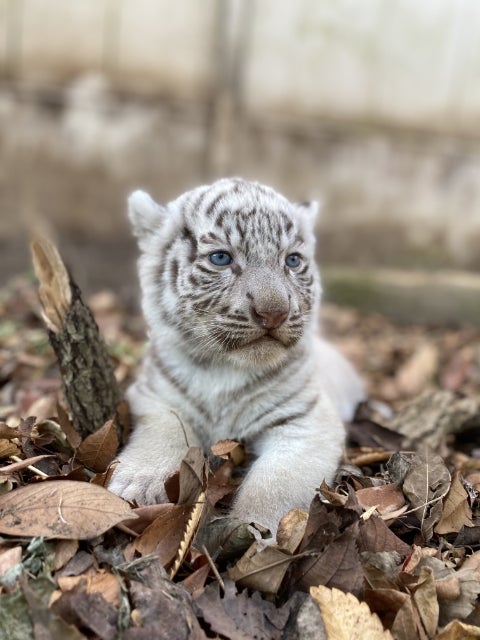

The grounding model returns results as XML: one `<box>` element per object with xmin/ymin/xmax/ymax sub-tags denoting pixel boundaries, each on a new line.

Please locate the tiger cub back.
<box><xmin>109</xmin><ymin>178</ymin><xmax>364</xmax><ymax>534</ymax></box>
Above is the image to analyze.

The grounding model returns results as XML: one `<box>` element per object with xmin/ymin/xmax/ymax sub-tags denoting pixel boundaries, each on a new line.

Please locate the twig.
<box><xmin>202</xmin><ymin>544</ymin><xmax>225</xmax><ymax>592</ymax></box>
<box><xmin>8</xmin><ymin>455</ymin><xmax>49</xmax><ymax>478</ymax></box>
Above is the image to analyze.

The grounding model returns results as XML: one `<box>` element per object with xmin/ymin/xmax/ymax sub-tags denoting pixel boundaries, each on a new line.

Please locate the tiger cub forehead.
<box><xmin>128</xmin><ymin>178</ymin><xmax>318</xmax><ymax>258</ymax></box>
<box><xmin>173</xmin><ymin>178</ymin><xmax>318</xmax><ymax>254</ymax></box>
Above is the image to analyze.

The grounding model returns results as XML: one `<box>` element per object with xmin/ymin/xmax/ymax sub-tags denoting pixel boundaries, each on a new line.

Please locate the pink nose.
<box><xmin>251</xmin><ymin>307</ymin><xmax>289</xmax><ymax>329</ymax></box>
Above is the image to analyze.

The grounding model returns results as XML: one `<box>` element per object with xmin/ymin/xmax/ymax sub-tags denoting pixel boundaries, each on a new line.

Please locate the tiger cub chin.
<box><xmin>109</xmin><ymin>177</ymin><xmax>364</xmax><ymax>535</ymax></box>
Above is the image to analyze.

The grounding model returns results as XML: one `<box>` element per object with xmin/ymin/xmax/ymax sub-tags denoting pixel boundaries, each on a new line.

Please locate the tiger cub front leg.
<box><xmin>109</xmin><ymin>407</ymin><xmax>201</xmax><ymax>504</ymax></box>
<box><xmin>230</xmin><ymin>419</ymin><xmax>344</xmax><ymax>536</ymax></box>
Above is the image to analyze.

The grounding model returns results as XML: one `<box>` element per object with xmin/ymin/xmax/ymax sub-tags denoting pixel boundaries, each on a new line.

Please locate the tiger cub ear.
<box><xmin>295</xmin><ymin>200</ymin><xmax>321</xmax><ymax>232</ymax></box>
<box><xmin>295</xmin><ymin>200</ymin><xmax>320</xmax><ymax>222</ymax></box>
<box><xmin>128</xmin><ymin>190</ymin><xmax>167</xmax><ymax>246</ymax></box>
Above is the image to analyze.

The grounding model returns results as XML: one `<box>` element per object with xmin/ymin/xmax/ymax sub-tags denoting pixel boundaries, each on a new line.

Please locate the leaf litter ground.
<box><xmin>1</xmin><ymin>276</ymin><xmax>480</xmax><ymax>639</ymax></box>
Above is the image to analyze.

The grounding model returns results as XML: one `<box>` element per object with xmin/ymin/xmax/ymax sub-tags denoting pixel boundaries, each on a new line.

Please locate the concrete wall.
<box><xmin>1</xmin><ymin>0</ymin><xmax>480</xmax><ymax>293</ymax></box>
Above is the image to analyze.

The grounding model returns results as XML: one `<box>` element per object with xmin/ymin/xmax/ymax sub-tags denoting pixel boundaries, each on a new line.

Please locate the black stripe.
<box><xmin>170</xmin><ymin>258</ymin><xmax>179</xmax><ymax>292</ymax></box>
<box><xmin>181</xmin><ymin>224</ymin><xmax>197</xmax><ymax>262</ymax></box>
<box><xmin>242</xmin><ymin>383</ymin><xmax>310</xmax><ymax>435</ymax></box>
<box><xmin>205</xmin><ymin>189</ymin><xmax>231</xmax><ymax>218</ymax></box>
<box><xmin>150</xmin><ymin>347</ymin><xmax>213</xmax><ymax>429</ymax></box>
<box><xmin>228</xmin><ymin>355</ymin><xmax>306</xmax><ymax>426</ymax></box>
<box><xmin>195</xmin><ymin>263</ymin><xmax>217</xmax><ymax>275</ymax></box>
<box><xmin>214</xmin><ymin>209</ymin><xmax>229</xmax><ymax>228</ymax></box>
<box><xmin>262</xmin><ymin>398</ymin><xmax>317</xmax><ymax>431</ymax></box>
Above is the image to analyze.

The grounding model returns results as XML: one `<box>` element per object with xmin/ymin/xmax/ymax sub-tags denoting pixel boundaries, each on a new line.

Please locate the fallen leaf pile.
<box><xmin>1</xmin><ymin>274</ymin><xmax>480</xmax><ymax>639</ymax></box>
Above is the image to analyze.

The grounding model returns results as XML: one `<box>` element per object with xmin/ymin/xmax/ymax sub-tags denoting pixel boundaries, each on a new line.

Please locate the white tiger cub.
<box><xmin>109</xmin><ymin>178</ymin><xmax>364</xmax><ymax>534</ymax></box>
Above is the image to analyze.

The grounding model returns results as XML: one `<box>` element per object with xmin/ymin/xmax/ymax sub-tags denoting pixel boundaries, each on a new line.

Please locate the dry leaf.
<box><xmin>134</xmin><ymin>504</ymin><xmax>192</xmax><ymax>567</ymax></box>
<box><xmin>395</xmin><ymin>342</ymin><xmax>439</xmax><ymax>396</ymax></box>
<box><xmin>435</xmin><ymin>472</ymin><xmax>473</xmax><ymax>535</ymax></box>
<box><xmin>294</xmin><ymin>523</ymin><xmax>364</xmax><ymax>596</ymax></box>
<box><xmin>76</xmin><ymin>419</ymin><xmax>119</xmax><ymax>473</ymax></box>
<box><xmin>58</xmin><ymin>567</ymin><xmax>121</xmax><ymax>607</ymax></box>
<box><xmin>170</xmin><ymin>491</ymin><xmax>207</xmax><ymax>579</ymax></box>
<box><xmin>228</xmin><ymin>540</ymin><xmax>293</xmax><ymax>595</ymax></box>
<box><xmin>434</xmin><ymin>620</ymin><xmax>480</xmax><ymax>639</ymax></box>
<box><xmin>194</xmin><ymin>579</ymin><xmax>290</xmax><ymax>640</ymax></box>
<box><xmin>0</xmin><ymin>480</ymin><xmax>135</xmax><ymax>539</ymax></box>
<box><xmin>319</xmin><ymin>480</ymin><xmax>348</xmax><ymax>506</ymax></box>
<box><xmin>411</xmin><ymin>565</ymin><xmax>439</xmax><ymax>638</ymax></box>
<box><xmin>0</xmin><ymin>424</ymin><xmax>21</xmax><ymax>440</ymax></box>
<box><xmin>56</xmin><ymin>402</ymin><xmax>82</xmax><ymax>449</ymax></box>
<box><xmin>356</xmin><ymin>484</ymin><xmax>406</xmax><ymax>516</ymax></box>
<box><xmin>310</xmin><ymin>585</ymin><xmax>393</xmax><ymax>639</ymax></box>
<box><xmin>276</xmin><ymin>509</ymin><xmax>309</xmax><ymax>553</ymax></box>
<box><xmin>0</xmin><ymin>454</ymin><xmax>54</xmax><ymax>474</ymax></box>
<box><xmin>178</xmin><ymin>447</ymin><xmax>207</xmax><ymax>505</ymax></box>
<box><xmin>182</xmin><ymin>562</ymin><xmax>211</xmax><ymax>597</ymax></box>
<box><xmin>365</xmin><ymin>588</ymin><xmax>418</xmax><ymax>640</ymax></box>
<box><xmin>402</xmin><ymin>451</ymin><xmax>451</xmax><ymax>541</ymax></box>
<box><xmin>52</xmin><ymin>539</ymin><xmax>79</xmax><ymax>572</ymax></box>
<box><xmin>0</xmin><ymin>545</ymin><xmax>22</xmax><ymax>576</ymax></box>
<box><xmin>211</xmin><ymin>439</ymin><xmax>244</xmax><ymax>465</ymax></box>
<box><xmin>0</xmin><ymin>440</ymin><xmax>20</xmax><ymax>458</ymax></box>
<box><xmin>357</xmin><ymin>515</ymin><xmax>411</xmax><ymax>556</ymax></box>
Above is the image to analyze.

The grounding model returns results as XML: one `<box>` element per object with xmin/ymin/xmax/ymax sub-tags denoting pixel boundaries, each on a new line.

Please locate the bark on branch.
<box><xmin>30</xmin><ymin>236</ymin><xmax>126</xmax><ymax>444</ymax></box>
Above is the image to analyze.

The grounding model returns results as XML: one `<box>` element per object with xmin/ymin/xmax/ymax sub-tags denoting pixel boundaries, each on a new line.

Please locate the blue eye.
<box><xmin>285</xmin><ymin>253</ymin><xmax>301</xmax><ymax>268</ymax></box>
<box><xmin>209</xmin><ymin>251</ymin><xmax>233</xmax><ymax>266</ymax></box>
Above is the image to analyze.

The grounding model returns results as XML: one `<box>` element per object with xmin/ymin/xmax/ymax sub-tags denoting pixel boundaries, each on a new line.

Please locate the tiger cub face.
<box><xmin>129</xmin><ymin>178</ymin><xmax>321</xmax><ymax>370</ymax></box>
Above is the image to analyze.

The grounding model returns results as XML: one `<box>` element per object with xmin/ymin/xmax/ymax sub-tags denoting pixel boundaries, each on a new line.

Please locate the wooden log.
<box><xmin>30</xmin><ymin>236</ymin><xmax>125</xmax><ymax>443</ymax></box>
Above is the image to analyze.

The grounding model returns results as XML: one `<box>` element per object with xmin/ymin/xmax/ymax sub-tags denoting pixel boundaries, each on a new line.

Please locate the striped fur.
<box><xmin>109</xmin><ymin>178</ymin><xmax>364</xmax><ymax>534</ymax></box>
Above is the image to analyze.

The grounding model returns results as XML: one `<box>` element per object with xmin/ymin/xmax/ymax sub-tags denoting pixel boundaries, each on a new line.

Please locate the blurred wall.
<box><xmin>1</xmin><ymin>0</ymin><xmax>480</xmax><ymax>292</ymax></box>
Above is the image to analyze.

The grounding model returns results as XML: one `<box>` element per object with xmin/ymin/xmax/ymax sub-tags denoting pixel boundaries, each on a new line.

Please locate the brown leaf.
<box><xmin>0</xmin><ymin>454</ymin><xmax>53</xmax><ymax>474</ymax></box>
<box><xmin>395</xmin><ymin>341</ymin><xmax>439</xmax><ymax>396</ymax></box>
<box><xmin>56</xmin><ymin>402</ymin><xmax>82</xmax><ymax>449</ymax></box>
<box><xmin>51</xmin><ymin>591</ymin><xmax>117</xmax><ymax>640</ymax></box>
<box><xmin>294</xmin><ymin>522</ymin><xmax>364</xmax><ymax>596</ymax></box>
<box><xmin>318</xmin><ymin>480</ymin><xmax>348</xmax><ymax>506</ymax></box>
<box><xmin>170</xmin><ymin>491</ymin><xmax>207</xmax><ymax>579</ymax></box>
<box><xmin>434</xmin><ymin>620</ymin><xmax>480</xmax><ymax>639</ymax></box>
<box><xmin>52</xmin><ymin>539</ymin><xmax>79</xmax><ymax>571</ymax></box>
<box><xmin>276</xmin><ymin>509</ymin><xmax>309</xmax><ymax>553</ymax></box>
<box><xmin>76</xmin><ymin>419</ymin><xmax>118</xmax><ymax>473</ymax></box>
<box><xmin>228</xmin><ymin>540</ymin><xmax>293</xmax><ymax>595</ymax></box>
<box><xmin>211</xmin><ymin>439</ymin><xmax>244</xmax><ymax>465</ymax></box>
<box><xmin>411</xmin><ymin>565</ymin><xmax>439</xmax><ymax>638</ymax></box>
<box><xmin>0</xmin><ymin>423</ymin><xmax>21</xmax><ymax>440</ymax></box>
<box><xmin>178</xmin><ymin>447</ymin><xmax>207</xmax><ymax>505</ymax></box>
<box><xmin>347</xmin><ymin>416</ymin><xmax>404</xmax><ymax>451</ymax></box>
<box><xmin>402</xmin><ymin>451</ymin><xmax>451</xmax><ymax>541</ymax></box>
<box><xmin>362</xmin><ymin>551</ymin><xmax>403</xmax><ymax>590</ymax></box>
<box><xmin>365</xmin><ymin>587</ymin><xmax>418</xmax><ymax>639</ymax></box>
<box><xmin>310</xmin><ymin>585</ymin><xmax>394</xmax><ymax>639</ymax></box>
<box><xmin>122</xmin><ymin>503</ymin><xmax>173</xmax><ymax>534</ymax></box>
<box><xmin>406</xmin><ymin>553</ymin><xmax>480</xmax><ymax>627</ymax></box>
<box><xmin>182</xmin><ymin>562</ymin><xmax>211</xmax><ymax>597</ymax></box>
<box><xmin>435</xmin><ymin>472</ymin><xmax>473</xmax><ymax>535</ymax></box>
<box><xmin>193</xmin><ymin>579</ymin><xmax>290</xmax><ymax>640</ymax></box>
<box><xmin>0</xmin><ymin>480</ymin><xmax>135</xmax><ymax>539</ymax></box>
<box><xmin>58</xmin><ymin>568</ymin><xmax>121</xmax><ymax>607</ymax></box>
<box><xmin>206</xmin><ymin>459</ymin><xmax>236</xmax><ymax>506</ymax></box>
<box><xmin>0</xmin><ymin>545</ymin><xmax>22</xmax><ymax>575</ymax></box>
<box><xmin>127</xmin><ymin>575</ymin><xmax>206</xmax><ymax>640</ymax></box>
<box><xmin>356</xmin><ymin>483</ymin><xmax>406</xmax><ymax>517</ymax></box>
<box><xmin>134</xmin><ymin>504</ymin><xmax>191</xmax><ymax>567</ymax></box>
<box><xmin>357</xmin><ymin>515</ymin><xmax>411</xmax><ymax>556</ymax></box>
<box><xmin>0</xmin><ymin>439</ymin><xmax>20</xmax><ymax>458</ymax></box>
<box><xmin>391</xmin><ymin>596</ymin><xmax>422</xmax><ymax>640</ymax></box>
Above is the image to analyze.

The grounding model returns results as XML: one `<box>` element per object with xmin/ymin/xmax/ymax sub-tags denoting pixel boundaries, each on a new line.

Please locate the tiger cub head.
<box><xmin>128</xmin><ymin>178</ymin><xmax>321</xmax><ymax>370</ymax></box>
